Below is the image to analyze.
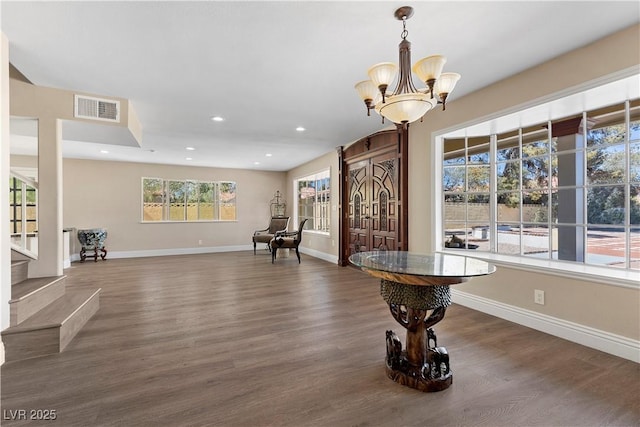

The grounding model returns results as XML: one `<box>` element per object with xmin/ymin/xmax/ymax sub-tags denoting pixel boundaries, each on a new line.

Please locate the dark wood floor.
<box><xmin>1</xmin><ymin>251</ymin><xmax>639</xmax><ymax>426</ymax></box>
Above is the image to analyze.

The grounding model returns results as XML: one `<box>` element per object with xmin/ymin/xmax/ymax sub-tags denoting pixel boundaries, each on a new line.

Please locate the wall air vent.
<box><xmin>74</xmin><ymin>94</ymin><xmax>120</xmax><ymax>123</ymax></box>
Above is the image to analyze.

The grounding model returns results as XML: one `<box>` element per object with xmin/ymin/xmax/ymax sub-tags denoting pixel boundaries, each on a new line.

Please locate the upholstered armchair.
<box><xmin>270</xmin><ymin>219</ymin><xmax>308</xmax><ymax>263</ymax></box>
<box><xmin>253</xmin><ymin>216</ymin><xmax>290</xmax><ymax>254</ymax></box>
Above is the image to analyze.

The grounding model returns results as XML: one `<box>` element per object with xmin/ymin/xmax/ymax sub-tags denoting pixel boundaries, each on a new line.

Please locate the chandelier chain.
<box><xmin>401</xmin><ymin>19</ymin><xmax>408</xmax><ymax>40</ymax></box>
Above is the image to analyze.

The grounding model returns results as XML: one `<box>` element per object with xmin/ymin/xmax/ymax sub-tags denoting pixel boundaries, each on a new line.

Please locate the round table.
<box><xmin>349</xmin><ymin>251</ymin><xmax>496</xmax><ymax>392</ymax></box>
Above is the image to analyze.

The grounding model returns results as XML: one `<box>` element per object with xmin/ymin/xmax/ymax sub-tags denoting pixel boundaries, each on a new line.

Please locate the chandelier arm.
<box><xmin>426</xmin><ymin>78</ymin><xmax>436</xmax><ymax>99</ymax></box>
<box><xmin>379</xmin><ymin>84</ymin><xmax>389</xmax><ymax>104</ymax></box>
<box><xmin>363</xmin><ymin>99</ymin><xmax>373</xmax><ymax>116</ymax></box>
<box><xmin>440</xmin><ymin>93</ymin><xmax>449</xmax><ymax>111</ymax></box>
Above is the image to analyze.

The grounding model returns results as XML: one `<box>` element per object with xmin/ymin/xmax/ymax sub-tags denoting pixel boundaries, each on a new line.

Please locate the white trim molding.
<box><xmin>69</xmin><ymin>245</ymin><xmax>254</xmax><ymax>262</ymax></box>
<box><xmin>299</xmin><ymin>246</ymin><xmax>339</xmax><ymax>264</ymax></box>
<box><xmin>451</xmin><ymin>289</ymin><xmax>640</xmax><ymax>363</ymax></box>
<box><xmin>68</xmin><ymin>245</ymin><xmax>340</xmax><ymax>265</ymax></box>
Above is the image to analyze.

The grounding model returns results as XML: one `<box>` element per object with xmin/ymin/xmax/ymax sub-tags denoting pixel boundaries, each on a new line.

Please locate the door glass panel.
<box><xmin>354</xmin><ymin>193</ymin><xmax>361</xmax><ymax>229</ymax></box>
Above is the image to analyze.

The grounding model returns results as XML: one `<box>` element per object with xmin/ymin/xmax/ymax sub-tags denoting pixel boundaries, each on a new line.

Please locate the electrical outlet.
<box><xmin>534</xmin><ymin>289</ymin><xmax>545</xmax><ymax>305</ymax></box>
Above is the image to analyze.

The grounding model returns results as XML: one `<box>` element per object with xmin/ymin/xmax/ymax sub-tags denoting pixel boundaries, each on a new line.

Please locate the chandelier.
<box><xmin>355</xmin><ymin>6</ymin><xmax>460</xmax><ymax>126</ymax></box>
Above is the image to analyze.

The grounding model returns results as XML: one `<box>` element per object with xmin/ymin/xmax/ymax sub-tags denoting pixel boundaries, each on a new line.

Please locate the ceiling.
<box><xmin>2</xmin><ymin>1</ymin><xmax>639</xmax><ymax>172</ymax></box>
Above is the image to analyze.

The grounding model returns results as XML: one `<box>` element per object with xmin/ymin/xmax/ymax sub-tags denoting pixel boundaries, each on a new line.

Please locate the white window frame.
<box><xmin>293</xmin><ymin>169</ymin><xmax>331</xmax><ymax>235</ymax></box>
<box><xmin>141</xmin><ymin>177</ymin><xmax>237</xmax><ymax>223</ymax></box>
<box><xmin>433</xmin><ymin>72</ymin><xmax>639</xmax><ymax>289</ymax></box>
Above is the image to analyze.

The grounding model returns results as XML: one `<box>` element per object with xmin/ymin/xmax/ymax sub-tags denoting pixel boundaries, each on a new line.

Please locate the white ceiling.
<box><xmin>2</xmin><ymin>1</ymin><xmax>639</xmax><ymax>171</ymax></box>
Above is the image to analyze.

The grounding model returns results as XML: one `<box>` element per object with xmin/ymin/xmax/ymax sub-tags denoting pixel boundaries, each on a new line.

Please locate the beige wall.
<box><xmin>61</xmin><ymin>158</ymin><xmax>285</xmax><ymax>256</ymax></box>
<box><xmin>456</xmin><ymin>268</ymin><xmax>639</xmax><ymax>338</ymax></box>
<box><xmin>408</xmin><ymin>24</ymin><xmax>640</xmax><ymax>340</ymax></box>
<box><xmin>286</xmin><ymin>150</ymin><xmax>339</xmax><ymax>261</ymax></box>
<box><xmin>9</xmin><ymin>79</ymin><xmax>141</xmax><ymax>277</ymax></box>
<box><xmin>10</xmin><ymin>79</ymin><xmax>135</xmax><ymax>132</ymax></box>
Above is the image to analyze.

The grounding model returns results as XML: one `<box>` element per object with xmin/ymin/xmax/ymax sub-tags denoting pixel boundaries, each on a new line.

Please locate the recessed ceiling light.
<box><xmin>254</xmin><ymin>161</ymin><xmax>260</xmax><ymax>165</ymax></box>
<box><xmin>186</xmin><ymin>147</ymin><xmax>195</xmax><ymax>151</ymax></box>
<box><xmin>100</xmin><ymin>150</ymin><xmax>109</xmax><ymax>154</ymax></box>
<box><xmin>211</xmin><ymin>116</ymin><xmax>224</xmax><ymax>122</ymax></box>
<box><xmin>186</xmin><ymin>157</ymin><xmax>193</xmax><ymax>161</ymax></box>
<box><xmin>296</xmin><ymin>126</ymin><xmax>305</xmax><ymax>132</ymax></box>
<box><xmin>266</xmin><ymin>153</ymin><xmax>273</xmax><ymax>157</ymax></box>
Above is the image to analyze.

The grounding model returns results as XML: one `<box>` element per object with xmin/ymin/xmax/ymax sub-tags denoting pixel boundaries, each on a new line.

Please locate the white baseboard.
<box><xmin>451</xmin><ymin>289</ymin><xmax>640</xmax><ymax>363</ymax></box>
<box><xmin>70</xmin><ymin>245</ymin><xmax>254</xmax><ymax>262</ymax></box>
<box><xmin>68</xmin><ymin>245</ymin><xmax>340</xmax><ymax>265</ymax></box>
<box><xmin>299</xmin><ymin>246</ymin><xmax>339</xmax><ymax>264</ymax></box>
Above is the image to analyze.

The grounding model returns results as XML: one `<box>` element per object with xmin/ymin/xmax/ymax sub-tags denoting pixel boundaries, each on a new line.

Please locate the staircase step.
<box><xmin>11</xmin><ymin>260</ymin><xmax>29</xmax><ymax>286</ymax></box>
<box><xmin>10</xmin><ymin>276</ymin><xmax>67</xmax><ymax>326</ymax></box>
<box><xmin>2</xmin><ymin>288</ymin><xmax>101</xmax><ymax>362</ymax></box>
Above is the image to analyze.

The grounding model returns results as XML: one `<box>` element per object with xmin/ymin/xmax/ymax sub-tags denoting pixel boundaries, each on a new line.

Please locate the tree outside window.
<box><xmin>142</xmin><ymin>178</ymin><xmax>237</xmax><ymax>222</ymax></box>
<box><xmin>442</xmin><ymin>99</ymin><xmax>639</xmax><ymax>271</ymax></box>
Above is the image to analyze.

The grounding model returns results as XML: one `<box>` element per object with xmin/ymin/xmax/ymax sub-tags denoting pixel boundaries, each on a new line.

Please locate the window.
<box><xmin>441</xmin><ymin>99</ymin><xmax>639</xmax><ymax>273</ymax></box>
<box><xmin>9</xmin><ymin>176</ymin><xmax>38</xmax><ymax>234</ymax></box>
<box><xmin>142</xmin><ymin>178</ymin><xmax>236</xmax><ymax>222</ymax></box>
<box><xmin>295</xmin><ymin>169</ymin><xmax>330</xmax><ymax>233</ymax></box>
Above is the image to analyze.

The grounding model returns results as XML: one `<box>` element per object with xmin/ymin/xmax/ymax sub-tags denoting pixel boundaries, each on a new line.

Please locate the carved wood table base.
<box><xmin>382</xmin><ymin>280</ymin><xmax>453</xmax><ymax>392</ymax></box>
<box><xmin>349</xmin><ymin>251</ymin><xmax>496</xmax><ymax>394</ymax></box>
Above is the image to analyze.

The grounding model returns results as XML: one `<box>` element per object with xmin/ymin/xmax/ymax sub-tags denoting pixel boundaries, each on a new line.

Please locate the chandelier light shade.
<box><xmin>434</xmin><ymin>72</ymin><xmax>461</xmax><ymax>110</ymax></box>
<box><xmin>412</xmin><ymin>55</ymin><xmax>446</xmax><ymax>97</ymax></box>
<box><xmin>368</xmin><ymin>62</ymin><xmax>398</xmax><ymax>102</ymax></box>
<box><xmin>355</xmin><ymin>6</ymin><xmax>461</xmax><ymax>126</ymax></box>
<box><xmin>354</xmin><ymin>80</ymin><xmax>378</xmax><ymax>116</ymax></box>
<box><xmin>375</xmin><ymin>92</ymin><xmax>438</xmax><ymax>124</ymax></box>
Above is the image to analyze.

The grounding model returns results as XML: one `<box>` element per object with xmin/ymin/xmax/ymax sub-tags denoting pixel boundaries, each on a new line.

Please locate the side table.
<box><xmin>350</xmin><ymin>251</ymin><xmax>495</xmax><ymax>392</ymax></box>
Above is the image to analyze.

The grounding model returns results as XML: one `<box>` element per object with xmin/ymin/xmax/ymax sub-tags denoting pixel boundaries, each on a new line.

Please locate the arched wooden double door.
<box><xmin>339</xmin><ymin>128</ymin><xmax>408</xmax><ymax>265</ymax></box>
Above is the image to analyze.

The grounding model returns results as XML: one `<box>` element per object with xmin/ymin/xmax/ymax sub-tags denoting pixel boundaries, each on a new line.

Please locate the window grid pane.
<box><xmin>141</xmin><ymin>178</ymin><xmax>236</xmax><ymax>222</ymax></box>
<box><xmin>441</xmin><ymin>98</ymin><xmax>638</xmax><ymax>272</ymax></box>
<box><xmin>296</xmin><ymin>170</ymin><xmax>330</xmax><ymax>233</ymax></box>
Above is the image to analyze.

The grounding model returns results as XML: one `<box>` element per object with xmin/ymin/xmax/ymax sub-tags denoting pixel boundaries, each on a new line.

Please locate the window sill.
<box><xmin>439</xmin><ymin>249</ymin><xmax>639</xmax><ymax>289</ymax></box>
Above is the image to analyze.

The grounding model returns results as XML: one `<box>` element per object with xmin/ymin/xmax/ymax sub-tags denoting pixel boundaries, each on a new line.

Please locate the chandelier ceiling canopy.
<box><xmin>355</xmin><ymin>6</ymin><xmax>461</xmax><ymax>126</ymax></box>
